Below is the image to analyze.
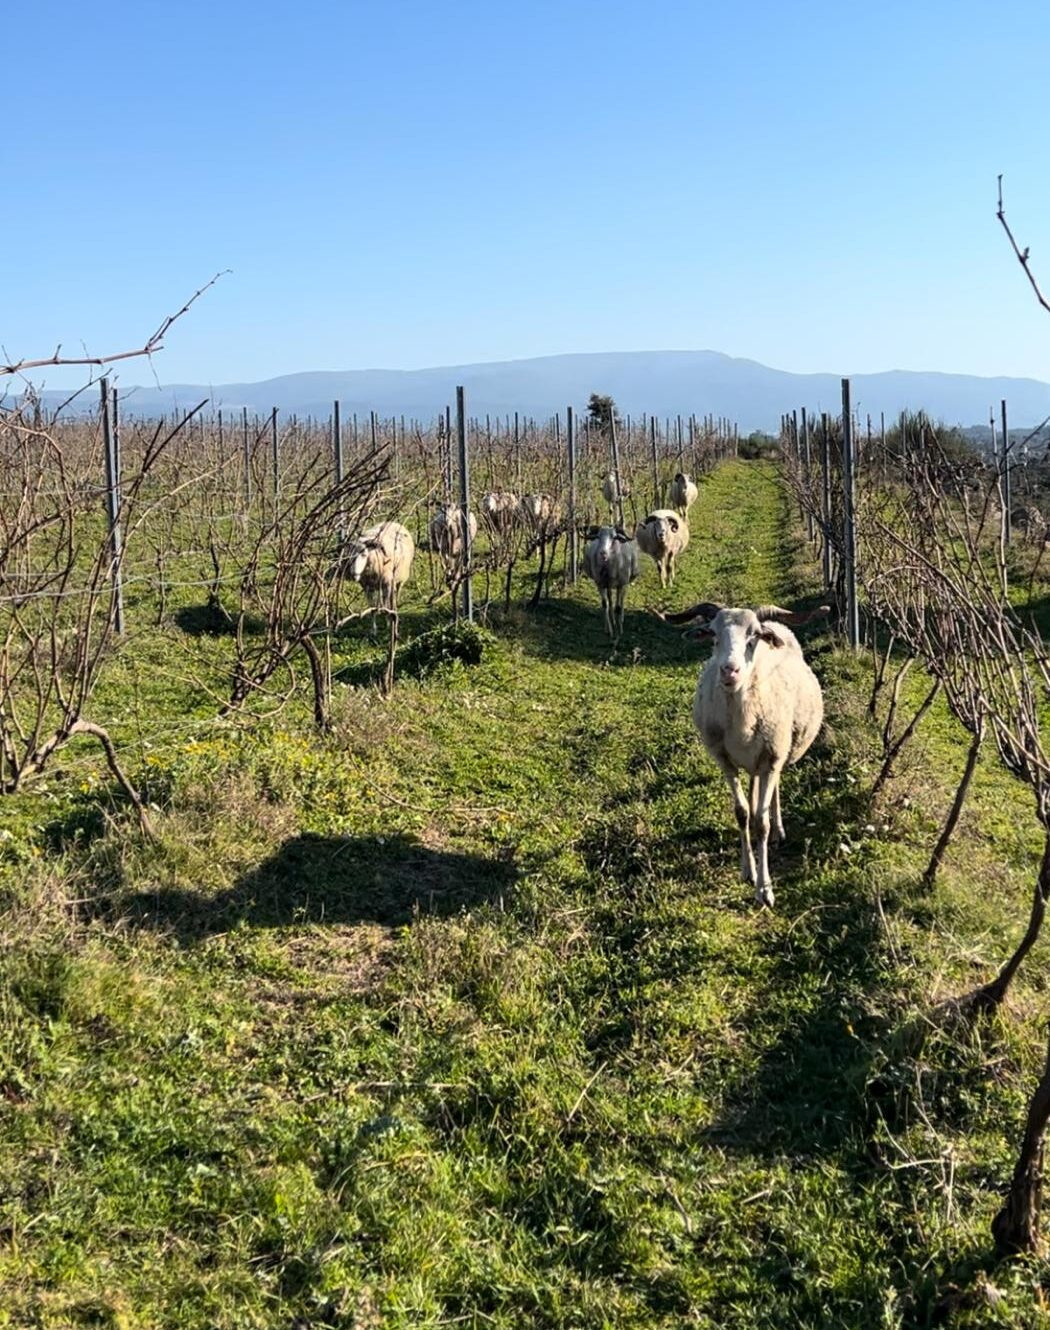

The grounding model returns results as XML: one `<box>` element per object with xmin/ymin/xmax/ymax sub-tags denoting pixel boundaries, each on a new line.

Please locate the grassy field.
<box><xmin>2</xmin><ymin>460</ymin><xmax>1049</xmax><ymax>1328</ymax></box>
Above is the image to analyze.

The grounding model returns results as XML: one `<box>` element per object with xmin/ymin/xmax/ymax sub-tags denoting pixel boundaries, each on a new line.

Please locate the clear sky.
<box><xmin>6</xmin><ymin>0</ymin><xmax>1050</xmax><ymax>389</ymax></box>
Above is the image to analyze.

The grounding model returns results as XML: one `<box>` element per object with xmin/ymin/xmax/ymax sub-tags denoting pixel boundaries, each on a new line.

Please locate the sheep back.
<box><xmin>670</xmin><ymin>473</ymin><xmax>698</xmax><ymax>514</ymax></box>
<box><xmin>693</xmin><ymin>623</ymin><xmax>822</xmax><ymax>774</ymax></box>
<box><xmin>350</xmin><ymin>521</ymin><xmax>415</xmax><ymax>600</ymax></box>
<box><xmin>635</xmin><ymin>509</ymin><xmax>689</xmax><ymax>557</ymax></box>
<box><xmin>583</xmin><ymin>527</ymin><xmax>639</xmax><ymax>589</ymax></box>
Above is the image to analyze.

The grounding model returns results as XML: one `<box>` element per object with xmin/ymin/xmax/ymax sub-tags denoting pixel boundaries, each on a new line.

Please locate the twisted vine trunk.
<box><xmin>871</xmin><ymin>678</ymin><xmax>941</xmax><ymax>800</ymax></box>
<box><xmin>993</xmin><ymin>1032</ymin><xmax>1050</xmax><ymax>1255</ymax></box>
<box><xmin>23</xmin><ymin>719</ymin><xmax>154</xmax><ymax>837</ymax></box>
<box><xmin>923</xmin><ymin>717</ymin><xmax>984</xmax><ymax>887</ymax></box>
<box><xmin>971</xmin><ymin>834</ymin><xmax>1050</xmax><ymax>1013</ymax></box>
<box><xmin>529</xmin><ymin>532</ymin><xmax>548</xmax><ymax>609</ymax></box>
<box><xmin>301</xmin><ymin>634</ymin><xmax>330</xmax><ymax>733</ymax></box>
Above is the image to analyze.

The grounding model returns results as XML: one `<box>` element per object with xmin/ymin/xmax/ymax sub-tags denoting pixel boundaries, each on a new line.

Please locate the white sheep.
<box><xmin>667</xmin><ymin>601</ymin><xmax>825</xmax><ymax>907</ymax></box>
<box><xmin>634</xmin><ymin>509</ymin><xmax>690</xmax><ymax>588</ymax></box>
<box><xmin>344</xmin><ymin>521</ymin><xmax>415</xmax><ymax>627</ymax></box>
<box><xmin>521</xmin><ymin>492</ymin><xmax>561</xmax><ymax>535</ymax></box>
<box><xmin>669</xmin><ymin>472</ymin><xmax>698</xmax><ymax>517</ymax></box>
<box><xmin>430</xmin><ymin>504</ymin><xmax>478</xmax><ymax>570</ymax></box>
<box><xmin>481</xmin><ymin>490</ymin><xmax>521</xmax><ymax>536</ymax></box>
<box><xmin>583</xmin><ymin>526</ymin><xmax>640</xmax><ymax>640</ymax></box>
<box><xmin>601</xmin><ymin>471</ymin><xmax>629</xmax><ymax>515</ymax></box>
<box><xmin>521</xmin><ymin>493</ymin><xmax>563</xmax><ymax>605</ymax></box>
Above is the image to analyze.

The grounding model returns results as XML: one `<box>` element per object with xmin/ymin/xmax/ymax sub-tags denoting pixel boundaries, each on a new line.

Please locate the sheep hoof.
<box><xmin>754</xmin><ymin>885</ymin><xmax>775</xmax><ymax>909</ymax></box>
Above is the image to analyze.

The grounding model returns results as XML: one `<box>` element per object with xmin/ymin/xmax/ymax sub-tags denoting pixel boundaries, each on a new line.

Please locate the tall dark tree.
<box><xmin>587</xmin><ymin>393</ymin><xmax>620</xmax><ymax>434</ymax></box>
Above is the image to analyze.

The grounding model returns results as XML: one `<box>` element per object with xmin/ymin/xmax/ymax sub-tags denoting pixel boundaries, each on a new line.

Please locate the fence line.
<box><xmin>100</xmin><ymin>377</ymin><xmax>125</xmax><ymax>635</ymax></box>
<box><xmin>778</xmin><ymin>379</ymin><xmax>1045</xmax><ymax>655</ymax></box>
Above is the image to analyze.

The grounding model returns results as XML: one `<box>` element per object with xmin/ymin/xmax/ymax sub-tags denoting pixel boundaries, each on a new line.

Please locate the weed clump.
<box><xmin>397</xmin><ymin>621</ymin><xmax>492</xmax><ymax>679</ymax></box>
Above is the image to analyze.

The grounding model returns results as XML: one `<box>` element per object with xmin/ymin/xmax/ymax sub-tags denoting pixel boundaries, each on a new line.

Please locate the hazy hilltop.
<box><xmin>32</xmin><ymin>350</ymin><xmax>1050</xmax><ymax>432</ymax></box>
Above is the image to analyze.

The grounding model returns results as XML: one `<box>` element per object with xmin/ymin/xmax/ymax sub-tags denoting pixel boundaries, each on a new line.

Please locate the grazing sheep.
<box><xmin>601</xmin><ymin>471</ymin><xmax>629</xmax><ymax>516</ymax></box>
<box><xmin>430</xmin><ymin>504</ymin><xmax>478</xmax><ymax>569</ymax></box>
<box><xmin>634</xmin><ymin>509</ymin><xmax>690</xmax><ymax>589</ymax></box>
<box><xmin>482</xmin><ymin>490</ymin><xmax>521</xmax><ymax>536</ymax></box>
<box><xmin>521</xmin><ymin>493</ymin><xmax>563</xmax><ymax>605</ymax></box>
<box><xmin>345</xmin><ymin>521</ymin><xmax>415</xmax><ymax>628</ymax></box>
<box><xmin>583</xmin><ymin>526</ymin><xmax>640</xmax><ymax>640</ymax></box>
<box><xmin>1011</xmin><ymin>505</ymin><xmax>1047</xmax><ymax>543</ymax></box>
<box><xmin>666</xmin><ymin>601</ymin><xmax>825</xmax><ymax>907</ymax></box>
<box><xmin>521</xmin><ymin>492</ymin><xmax>561</xmax><ymax>535</ymax></box>
<box><xmin>669</xmin><ymin>472</ymin><xmax>698</xmax><ymax>517</ymax></box>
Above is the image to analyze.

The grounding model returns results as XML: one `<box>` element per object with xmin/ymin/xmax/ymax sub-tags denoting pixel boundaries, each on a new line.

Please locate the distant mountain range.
<box><xmin>30</xmin><ymin>350</ymin><xmax>1050</xmax><ymax>434</ymax></box>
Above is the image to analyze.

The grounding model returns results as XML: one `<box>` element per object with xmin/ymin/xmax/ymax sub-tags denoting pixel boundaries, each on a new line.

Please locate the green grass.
<box><xmin>2</xmin><ymin>462</ymin><xmax>1050</xmax><ymax>1327</ymax></box>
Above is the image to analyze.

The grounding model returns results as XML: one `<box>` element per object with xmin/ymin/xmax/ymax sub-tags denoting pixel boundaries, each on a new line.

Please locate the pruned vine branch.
<box><xmin>1</xmin><ymin>270</ymin><xmax>230</xmax><ymax>376</ymax></box>
<box><xmin>997</xmin><ymin>174</ymin><xmax>1050</xmax><ymax>316</ymax></box>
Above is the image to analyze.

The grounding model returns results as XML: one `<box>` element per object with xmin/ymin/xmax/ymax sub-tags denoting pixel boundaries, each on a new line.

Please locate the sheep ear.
<box><xmin>613</xmin><ymin>530</ymin><xmax>630</xmax><ymax>543</ymax></box>
<box><xmin>684</xmin><ymin>624</ymin><xmax>715</xmax><ymax>641</ymax></box>
<box><xmin>667</xmin><ymin>515</ymin><xmax>679</xmax><ymax>531</ymax></box>
<box><xmin>758</xmin><ymin>628</ymin><xmax>784</xmax><ymax>647</ymax></box>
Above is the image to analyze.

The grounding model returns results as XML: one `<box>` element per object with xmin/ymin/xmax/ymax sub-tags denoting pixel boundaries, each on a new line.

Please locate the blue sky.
<box><xmin>6</xmin><ymin>0</ymin><xmax>1050</xmax><ymax>388</ymax></box>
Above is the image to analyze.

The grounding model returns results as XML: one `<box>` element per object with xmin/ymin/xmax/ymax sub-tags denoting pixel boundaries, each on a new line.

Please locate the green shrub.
<box><xmin>396</xmin><ymin>620</ymin><xmax>492</xmax><ymax>678</ymax></box>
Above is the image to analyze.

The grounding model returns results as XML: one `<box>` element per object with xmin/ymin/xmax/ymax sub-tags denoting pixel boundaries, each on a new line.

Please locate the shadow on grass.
<box><xmin>708</xmin><ymin>874</ymin><xmax>882</xmax><ymax>1155</ymax></box>
<box><xmin>173</xmin><ymin>602</ymin><xmax>267</xmax><ymax>638</ymax></box>
<box><xmin>495</xmin><ymin>582</ymin><xmax>835</xmax><ymax>669</ymax></box>
<box><xmin>1019</xmin><ymin>589</ymin><xmax>1050</xmax><ymax>642</ymax></box>
<box><xmin>332</xmin><ymin>607</ymin><xmax>457</xmax><ymax>688</ymax></box>
<box><xmin>120</xmin><ymin>832</ymin><xmax>517</xmax><ymax>943</ymax></box>
<box><xmin>494</xmin><ymin>595</ymin><xmax>704</xmax><ymax>668</ymax></box>
<box><xmin>41</xmin><ymin>799</ymin><xmax>108</xmax><ymax>854</ymax></box>
<box><xmin>695</xmin><ymin>727</ymin><xmax>881</xmax><ymax>1157</ymax></box>
<box><xmin>560</xmin><ymin>660</ymin><xmax>881</xmax><ymax>1156</ymax></box>
<box><xmin>173</xmin><ymin>601</ymin><xmax>237</xmax><ymax>637</ymax></box>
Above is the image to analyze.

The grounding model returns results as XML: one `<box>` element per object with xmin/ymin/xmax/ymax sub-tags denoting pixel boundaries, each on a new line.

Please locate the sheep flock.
<box><xmin>344</xmin><ymin>466</ymin><xmax>825</xmax><ymax>909</ymax></box>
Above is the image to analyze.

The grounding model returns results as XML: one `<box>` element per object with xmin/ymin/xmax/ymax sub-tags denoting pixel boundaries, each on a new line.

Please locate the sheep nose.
<box><xmin>720</xmin><ymin>665</ymin><xmax>740</xmax><ymax>686</ymax></box>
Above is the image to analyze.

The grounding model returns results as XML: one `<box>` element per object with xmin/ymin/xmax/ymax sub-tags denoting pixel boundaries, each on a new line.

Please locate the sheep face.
<box><xmin>345</xmin><ymin>541</ymin><xmax>373</xmax><ymax>582</ymax></box>
<box><xmin>647</xmin><ymin>512</ymin><xmax>679</xmax><ymax>547</ymax></box>
<box><xmin>589</xmin><ymin>527</ymin><xmax>623</xmax><ymax>570</ymax></box>
<box><xmin>699</xmin><ymin>608</ymin><xmax>782</xmax><ymax>694</ymax></box>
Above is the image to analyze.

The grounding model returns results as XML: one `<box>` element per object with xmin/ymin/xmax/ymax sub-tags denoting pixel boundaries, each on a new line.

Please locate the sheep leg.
<box><xmin>713</xmin><ymin>753</ymin><xmax>754</xmax><ymax>885</ymax></box>
<box><xmin>601</xmin><ymin>589</ymin><xmax>613</xmax><ymax>638</ymax></box>
<box><xmin>771</xmin><ymin>780</ymin><xmax>785</xmax><ymax>843</ymax></box>
<box><xmin>752</xmin><ymin>765</ymin><xmax>783</xmax><ymax>908</ymax></box>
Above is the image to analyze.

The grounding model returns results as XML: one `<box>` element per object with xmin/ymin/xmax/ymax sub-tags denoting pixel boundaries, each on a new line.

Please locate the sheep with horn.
<box><xmin>666</xmin><ymin>600</ymin><xmax>827</xmax><ymax>907</ymax></box>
